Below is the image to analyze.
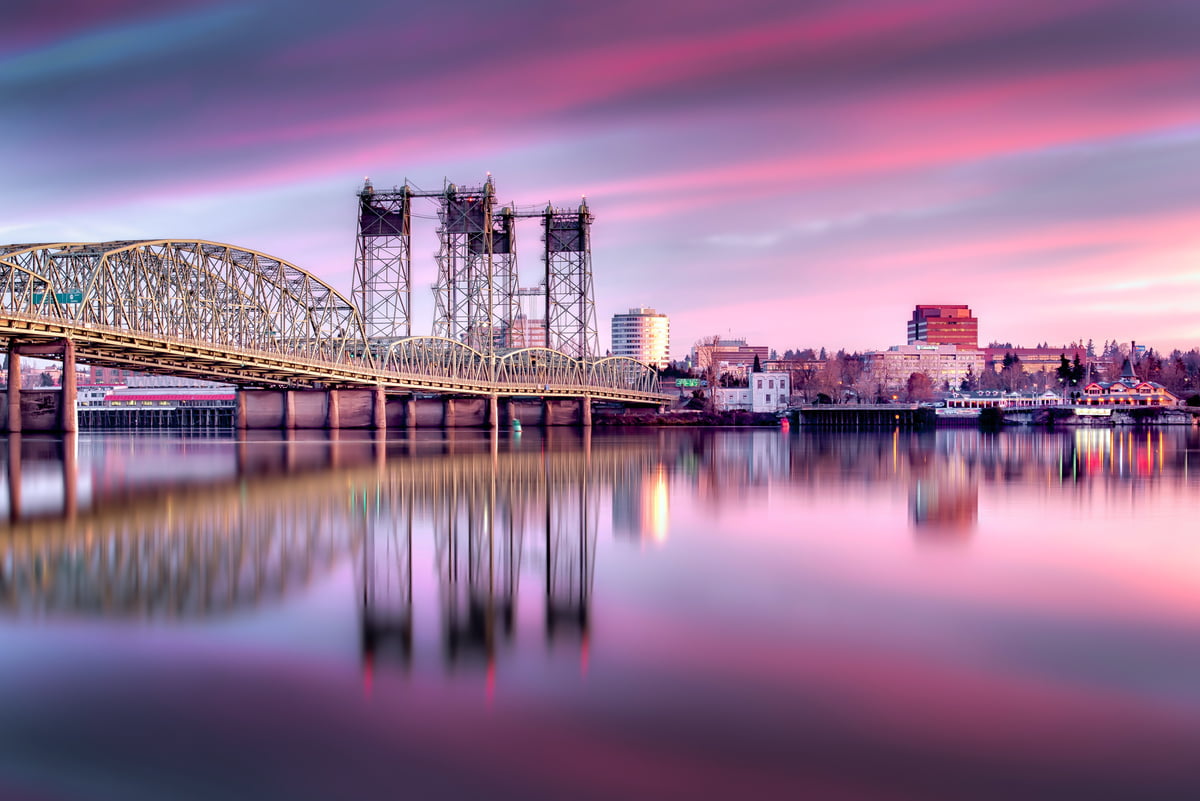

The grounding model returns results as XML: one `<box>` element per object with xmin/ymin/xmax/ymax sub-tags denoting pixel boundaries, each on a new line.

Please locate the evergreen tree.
<box><xmin>1056</xmin><ymin>354</ymin><xmax>1072</xmax><ymax>387</ymax></box>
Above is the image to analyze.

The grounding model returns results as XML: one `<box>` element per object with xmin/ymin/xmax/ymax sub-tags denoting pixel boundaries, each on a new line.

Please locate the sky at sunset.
<box><xmin>3</xmin><ymin>0</ymin><xmax>1199</xmax><ymax>357</ymax></box>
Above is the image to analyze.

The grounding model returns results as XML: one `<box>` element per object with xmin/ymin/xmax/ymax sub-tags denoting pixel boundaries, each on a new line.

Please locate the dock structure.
<box><xmin>794</xmin><ymin>404</ymin><xmax>933</xmax><ymax>428</ymax></box>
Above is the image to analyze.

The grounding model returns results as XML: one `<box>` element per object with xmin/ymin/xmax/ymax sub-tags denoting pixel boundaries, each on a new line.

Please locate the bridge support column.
<box><xmin>60</xmin><ymin>339</ymin><xmax>77</xmax><ymax>433</ymax></box>
<box><xmin>6</xmin><ymin>339</ymin><xmax>75</xmax><ymax>433</ymax></box>
<box><xmin>404</xmin><ymin>396</ymin><xmax>416</xmax><ymax>429</ymax></box>
<box><xmin>6</xmin><ymin>349</ymin><xmax>21</xmax><ymax>434</ymax></box>
<box><xmin>488</xmin><ymin>395</ymin><xmax>499</xmax><ymax>429</ymax></box>
<box><xmin>373</xmin><ymin>387</ymin><xmax>386</xmax><ymax>430</ymax></box>
<box><xmin>282</xmin><ymin>391</ymin><xmax>296</xmax><ymax>430</ymax></box>
<box><xmin>236</xmin><ymin>390</ymin><xmax>248</xmax><ymax>431</ymax></box>
<box><xmin>326</xmin><ymin>389</ymin><xmax>340</xmax><ymax>430</ymax></box>
<box><xmin>445</xmin><ymin>398</ymin><xmax>455</xmax><ymax>427</ymax></box>
<box><xmin>581</xmin><ymin>396</ymin><xmax>592</xmax><ymax>427</ymax></box>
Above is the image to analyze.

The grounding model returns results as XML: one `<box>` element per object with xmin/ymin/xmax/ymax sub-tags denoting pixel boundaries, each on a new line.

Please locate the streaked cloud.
<box><xmin>2</xmin><ymin>0</ymin><xmax>1199</xmax><ymax>353</ymax></box>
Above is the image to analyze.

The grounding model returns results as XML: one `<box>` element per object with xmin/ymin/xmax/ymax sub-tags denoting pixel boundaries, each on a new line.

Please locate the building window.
<box><xmin>757</xmin><ymin>379</ymin><xmax>762</xmax><ymax>389</ymax></box>
<box><xmin>765</xmin><ymin>394</ymin><xmax>771</xmax><ymax>403</ymax></box>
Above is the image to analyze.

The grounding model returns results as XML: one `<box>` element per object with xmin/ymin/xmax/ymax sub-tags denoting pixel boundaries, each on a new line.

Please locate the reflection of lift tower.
<box><xmin>434</xmin><ymin>464</ymin><xmax>522</xmax><ymax>669</ymax></box>
<box><xmin>357</xmin><ymin>484</ymin><xmax>414</xmax><ymax>671</ymax></box>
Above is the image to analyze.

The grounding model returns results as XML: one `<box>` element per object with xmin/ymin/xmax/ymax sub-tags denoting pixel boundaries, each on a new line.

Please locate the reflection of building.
<box><xmin>910</xmin><ymin>477</ymin><xmax>978</xmax><ymax>540</ymax></box>
<box><xmin>612</xmin><ymin>462</ymin><xmax>669</xmax><ymax>542</ymax></box>
<box><xmin>1081</xmin><ymin>359</ymin><xmax>1178</xmax><ymax>406</ymax></box>
<box><xmin>907</xmin><ymin>304</ymin><xmax>978</xmax><ymax>349</ymax></box>
<box><xmin>611</xmin><ymin>307</ymin><xmax>670</xmax><ymax>369</ymax></box>
<box><xmin>867</xmin><ymin>343</ymin><xmax>984</xmax><ymax>392</ymax></box>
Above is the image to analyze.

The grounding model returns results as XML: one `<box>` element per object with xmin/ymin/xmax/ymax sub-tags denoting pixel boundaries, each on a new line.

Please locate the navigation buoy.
<box><xmin>511</xmin><ymin>418</ymin><xmax>523</xmax><ymax>433</ymax></box>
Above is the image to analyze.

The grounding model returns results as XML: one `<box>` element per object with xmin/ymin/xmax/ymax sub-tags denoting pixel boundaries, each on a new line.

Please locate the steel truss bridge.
<box><xmin>0</xmin><ymin>240</ymin><xmax>667</xmax><ymax>406</ymax></box>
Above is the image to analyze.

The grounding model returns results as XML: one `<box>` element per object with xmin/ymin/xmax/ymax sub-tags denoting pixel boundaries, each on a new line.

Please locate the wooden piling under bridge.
<box><xmin>794</xmin><ymin>404</ymin><xmax>934</xmax><ymax>428</ymax></box>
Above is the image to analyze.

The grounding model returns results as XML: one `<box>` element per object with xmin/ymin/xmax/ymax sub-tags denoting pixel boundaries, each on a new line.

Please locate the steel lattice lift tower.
<box><xmin>353</xmin><ymin>180</ymin><xmax>412</xmax><ymax>340</ymax></box>
<box><xmin>543</xmin><ymin>199</ymin><xmax>598</xmax><ymax>359</ymax></box>
<box><xmin>352</xmin><ymin>175</ymin><xmax>598</xmax><ymax>359</ymax></box>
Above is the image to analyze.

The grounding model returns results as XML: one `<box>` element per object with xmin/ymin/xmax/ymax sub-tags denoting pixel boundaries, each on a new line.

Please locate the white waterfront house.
<box><xmin>715</xmin><ymin>371</ymin><xmax>790</xmax><ymax>413</ymax></box>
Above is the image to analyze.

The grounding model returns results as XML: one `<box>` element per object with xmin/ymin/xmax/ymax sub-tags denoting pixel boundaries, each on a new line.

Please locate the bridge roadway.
<box><xmin>0</xmin><ymin>241</ymin><xmax>672</xmax><ymax>429</ymax></box>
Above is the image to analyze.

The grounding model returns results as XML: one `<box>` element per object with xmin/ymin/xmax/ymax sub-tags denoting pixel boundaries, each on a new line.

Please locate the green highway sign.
<box><xmin>676</xmin><ymin>378</ymin><xmax>701</xmax><ymax>387</ymax></box>
<box><xmin>32</xmin><ymin>289</ymin><xmax>84</xmax><ymax>304</ymax></box>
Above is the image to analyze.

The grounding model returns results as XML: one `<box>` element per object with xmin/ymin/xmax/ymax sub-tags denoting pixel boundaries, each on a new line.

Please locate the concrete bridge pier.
<box><xmin>488</xmin><ymin>394</ymin><xmax>499</xmax><ymax>429</ymax></box>
<box><xmin>7</xmin><ymin>349</ymin><xmax>21</xmax><ymax>434</ymax></box>
<box><xmin>326</xmin><ymin>389</ymin><xmax>340</xmax><ymax>429</ymax></box>
<box><xmin>581</xmin><ymin>396</ymin><xmax>592</xmax><ymax>428</ymax></box>
<box><xmin>404</xmin><ymin>396</ymin><xmax>416</xmax><ymax>429</ymax></box>
<box><xmin>283</xmin><ymin>391</ymin><xmax>297</xmax><ymax>430</ymax></box>
<box><xmin>236</xmin><ymin>392</ymin><xmax>248</xmax><ymax>431</ymax></box>
<box><xmin>373</xmin><ymin>387</ymin><xmax>386</xmax><ymax>430</ymax></box>
<box><xmin>4</xmin><ymin>339</ymin><xmax>77</xmax><ymax>433</ymax></box>
<box><xmin>238</xmin><ymin>388</ymin><xmax>382</xmax><ymax>430</ymax></box>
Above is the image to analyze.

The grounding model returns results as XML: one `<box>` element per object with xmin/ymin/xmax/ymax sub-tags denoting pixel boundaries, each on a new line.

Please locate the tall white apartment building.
<box><xmin>611</xmin><ymin>307</ymin><xmax>670</xmax><ymax>369</ymax></box>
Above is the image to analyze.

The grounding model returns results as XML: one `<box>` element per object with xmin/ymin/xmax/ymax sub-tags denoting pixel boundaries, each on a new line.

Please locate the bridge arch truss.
<box><xmin>0</xmin><ymin>240</ymin><xmax>667</xmax><ymax>404</ymax></box>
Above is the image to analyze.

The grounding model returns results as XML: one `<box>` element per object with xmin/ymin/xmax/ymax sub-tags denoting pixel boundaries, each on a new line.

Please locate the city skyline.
<box><xmin>5</xmin><ymin>0</ymin><xmax>1199</xmax><ymax>356</ymax></box>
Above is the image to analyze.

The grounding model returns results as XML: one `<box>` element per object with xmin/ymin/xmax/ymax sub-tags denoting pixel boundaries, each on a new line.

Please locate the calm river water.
<box><xmin>1</xmin><ymin>427</ymin><xmax>1198</xmax><ymax>800</ymax></box>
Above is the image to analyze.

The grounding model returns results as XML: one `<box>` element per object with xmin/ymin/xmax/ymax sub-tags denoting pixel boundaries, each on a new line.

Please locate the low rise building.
<box><xmin>714</xmin><ymin>371</ymin><xmax>790</xmax><ymax>413</ymax></box>
<box><xmin>944</xmin><ymin>391</ymin><xmax>1062</xmax><ymax>410</ymax></box>
<box><xmin>982</xmin><ymin>346</ymin><xmax>1085</xmax><ymax>374</ymax></box>
<box><xmin>692</xmin><ymin>338</ymin><xmax>769</xmax><ymax>379</ymax></box>
<box><xmin>1079</xmin><ymin>360</ymin><xmax>1178</xmax><ymax>406</ymax></box>
<box><xmin>866</xmin><ymin>342</ymin><xmax>984</xmax><ymax>392</ymax></box>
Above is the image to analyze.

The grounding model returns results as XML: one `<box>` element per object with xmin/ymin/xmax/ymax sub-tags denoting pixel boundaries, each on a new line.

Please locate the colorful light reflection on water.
<box><xmin>0</xmin><ymin>427</ymin><xmax>1198</xmax><ymax>800</ymax></box>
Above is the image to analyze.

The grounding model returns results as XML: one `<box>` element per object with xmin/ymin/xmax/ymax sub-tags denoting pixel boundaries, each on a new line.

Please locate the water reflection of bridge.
<box><xmin>0</xmin><ymin>431</ymin><xmax>664</xmax><ymax>671</ymax></box>
<box><xmin>4</xmin><ymin>427</ymin><xmax>1194</xmax><ymax>669</ymax></box>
